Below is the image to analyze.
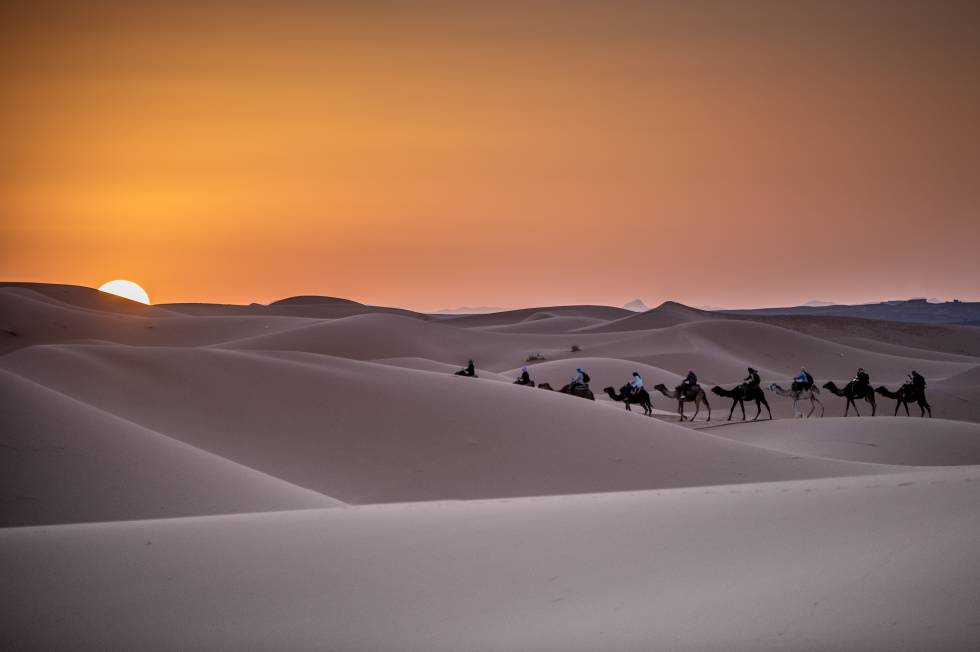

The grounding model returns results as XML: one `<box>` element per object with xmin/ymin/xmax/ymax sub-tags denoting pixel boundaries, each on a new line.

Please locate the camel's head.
<box><xmin>766</xmin><ymin>383</ymin><xmax>779</xmax><ymax>391</ymax></box>
<box><xmin>710</xmin><ymin>386</ymin><xmax>725</xmax><ymax>396</ymax></box>
<box><xmin>653</xmin><ymin>383</ymin><xmax>668</xmax><ymax>391</ymax></box>
<box><xmin>873</xmin><ymin>386</ymin><xmax>888</xmax><ymax>394</ymax></box>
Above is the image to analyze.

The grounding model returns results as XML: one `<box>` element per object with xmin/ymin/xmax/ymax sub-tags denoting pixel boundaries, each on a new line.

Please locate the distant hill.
<box><xmin>432</xmin><ymin>306</ymin><xmax>504</xmax><ymax>315</ymax></box>
<box><xmin>623</xmin><ymin>299</ymin><xmax>649</xmax><ymax>312</ymax></box>
<box><xmin>718</xmin><ymin>298</ymin><xmax>980</xmax><ymax>324</ymax></box>
<box><xmin>802</xmin><ymin>300</ymin><xmax>835</xmax><ymax>307</ymax></box>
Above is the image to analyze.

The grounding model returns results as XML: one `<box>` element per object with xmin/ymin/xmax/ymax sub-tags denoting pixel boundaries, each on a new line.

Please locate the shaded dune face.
<box><xmin>3</xmin><ymin>283</ymin><xmax>980</xmax><ymax>651</ymax></box>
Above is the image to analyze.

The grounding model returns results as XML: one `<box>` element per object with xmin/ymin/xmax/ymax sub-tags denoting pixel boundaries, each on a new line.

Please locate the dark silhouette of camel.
<box><xmin>823</xmin><ymin>381</ymin><xmax>876</xmax><ymax>416</ymax></box>
<box><xmin>711</xmin><ymin>385</ymin><xmax>772</xmax><ymax>421</ymax></box>
<box><xmin>538</xmin><ymin>382</ymin><xmax>595</xmax><ymax>401</ymax></box>
<box><xmin>875</xmin><ymin>384</ymin><xmax>932</xmax><ymax>417</ymax></box>
<box><xmin>603</xmin><ymin>385</ymin><xmax>653</xmax><ymax>416</ymax></box>
<box><xmin>653</xmin><ymin>383</ymin><xmax>710</xmax><ymax>422</ymax></box>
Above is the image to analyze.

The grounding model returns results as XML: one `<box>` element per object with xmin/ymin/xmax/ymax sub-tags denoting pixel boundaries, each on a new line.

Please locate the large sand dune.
<box><xmin>2</xmin><ymin>467</ymin><xmax>977</xmax><ymax>651</ymax></box>
<box><xmin>0</xmin><ymin>370</ymin><xmax>341</xmax><ymax>527</ymax></box>
<box><xmin>2</xmin><ymin>282</ymin><xmax>979</xmax><ymax>649</ymax></box>
<box><xmin>1</xmin><ymin>345</ymin><xmax>897</xmax><ymax>505</ymax></box>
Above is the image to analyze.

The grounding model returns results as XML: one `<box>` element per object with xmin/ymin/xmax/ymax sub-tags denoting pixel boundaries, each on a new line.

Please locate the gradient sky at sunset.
<box><xmin>2</xmin><ymin>1</ymin><xmax>979</xmax><ymax>309</ymax></box>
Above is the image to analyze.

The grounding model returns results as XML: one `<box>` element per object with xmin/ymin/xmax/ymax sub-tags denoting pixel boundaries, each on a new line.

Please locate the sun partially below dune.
<box><xmin>98</xmin><ymin>279</ymin><xmax>150</xmax><ymax>304</ymax></box>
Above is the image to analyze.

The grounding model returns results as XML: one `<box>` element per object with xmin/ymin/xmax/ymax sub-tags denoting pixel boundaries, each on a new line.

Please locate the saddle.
<box><xmin>676</xmin><ymin>384</ymin><xmax>700</xmax><ymax>400</ymax></box>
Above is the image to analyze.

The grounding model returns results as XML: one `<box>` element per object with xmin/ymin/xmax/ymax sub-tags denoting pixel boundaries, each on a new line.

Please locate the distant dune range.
<box><xmin>2</xmin><ymin>282</ymin><xmax>979</xmax><ymax>650</ymax></box>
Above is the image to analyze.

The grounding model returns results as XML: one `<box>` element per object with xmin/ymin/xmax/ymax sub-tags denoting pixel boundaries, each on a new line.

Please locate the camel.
<box><xmin>603</xmin><ymin>385</ymin><xmax>653</xmax><ymax>416</ymax></box>
<box><xmin>711</xmin><ymin>384</ymin><xmax>772</xmax><ymax>421</ymax></box>
<box><xmin>538</xmin><ymin>382</ymin><xmax>595</xmax><ymax>401</ymax></box>
<box><xmin>653</xmin><ymin>384</ymin><xmax>711</xmax><ymax>422</ymax></box>
<box><xmin>767</xmin><ymin>383</ymin><xmax>824</xmax><ymax>418</ymax></box>
<box><xmin>822</xmin><ymin>381</ymin><xmax>876</xmax><ymax>416</ymax></box>
<box><xmin>875</xmin><ymin>384</ymin><xmax>932</xmax><ymax>417</ymax></box>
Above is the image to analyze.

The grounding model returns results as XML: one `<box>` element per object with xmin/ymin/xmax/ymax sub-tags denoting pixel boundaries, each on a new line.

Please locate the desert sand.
<box><xmin>2</xmin><ymin>282</ymin><xmax>979</xmax><ymax>650</ymax></box>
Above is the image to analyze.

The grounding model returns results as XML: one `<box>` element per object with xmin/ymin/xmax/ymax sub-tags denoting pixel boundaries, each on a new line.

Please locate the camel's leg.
<box><xmin>814</xmin><ymin>397</ymin><xmax>824</xmax><ymax>417</ymax></box>
<box><xmin>921</xmin><ymin>399</ymin><xmax>932</xmax><ymax>418</ymax></box>
<box><xmin>727</xmin><ymin>400</ymin><xmax>737</xmax><ymax>421</ymax></box>
<box><xmin>762</xmin><ymin>397</ymin><xmax>772</xmax><ymax>420</ymax></box>
<box><xmin>691</xmin><ymin>400</ymin><xmax>701</xmax><ymax>422</ymax></box>
<box><xmin>869</xmin><ymin>396</ymin><xmax>876</xmax><ymax>417</ymax></box>
<box><xmin>678</xmin><ymin>400</ymin><xmax>686</xmax><ymax>421</ymax></box>
<box><xmin>704</xmin><ymin>397</ymin><xmax>710</xmax><ymax>421</ymax></box>
<box><xmin>805</xmin><ymin>398</ymin><xmax>815</xmax><ymax>418</ymax></box>
<box><xmin>903</xmin><ymin>401</ymin><xmax>910</xmax><ymax>416</ymax></box>
<box><xmin>752</xmin><ymin>400</ymin><xmax>761</xmax><ymax>421</ymax></box>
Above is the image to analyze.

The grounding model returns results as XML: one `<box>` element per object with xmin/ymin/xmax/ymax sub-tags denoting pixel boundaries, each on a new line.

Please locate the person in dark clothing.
<box><xmin>515</xmin><ymin>366</ymin><xmax>533</xmax><ymax>385</ymax></box>
<box><xmin>851</xmin><ymin>367</ymin><xmax>870</xmax><ymax>391</ymax></box>
<box><xmin>909</xmin><ymin>370</ymin><xmax>926</xmax><ymax>392</ymax></box>
<box><xmin>677</xmin><ymin>370</ymin><xmax>698</xmax><ymax>397</ymax></box>
<box><xmin>455</xmin><ymin>359</ymin><xmax>476</xmax><ymax>377</ymax></box>
<box><xmin>743</xmin><ymin>367</ymin><xmax>761</xmax><ymax>390</ymax></box>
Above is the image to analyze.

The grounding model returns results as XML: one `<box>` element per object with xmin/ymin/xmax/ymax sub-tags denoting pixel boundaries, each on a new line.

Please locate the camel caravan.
<box><xmin>456</xmin><ymin>360</ymin><xmax>934</xmax><ymax>421</ymax></box>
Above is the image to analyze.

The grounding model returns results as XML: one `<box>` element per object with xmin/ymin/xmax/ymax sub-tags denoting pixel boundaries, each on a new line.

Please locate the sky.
<box><xmin>2</xmin><ymin>0</ymin><xmax>979</xmax><ymax>310</ymax></box>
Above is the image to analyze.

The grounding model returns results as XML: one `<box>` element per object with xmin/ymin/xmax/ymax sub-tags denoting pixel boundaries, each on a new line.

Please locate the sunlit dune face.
<box><xmin>99</xmin><ymin>280</ymin><xmax>150</xmax><ymax>304</ymax></box>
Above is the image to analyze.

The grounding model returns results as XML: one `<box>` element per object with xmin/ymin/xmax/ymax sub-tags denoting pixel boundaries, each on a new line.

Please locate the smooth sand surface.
<box><xmin>0</xmin><ymin>370</ymin><xmax>341</xmax><ymax>527</ymax></box>
<box><xmin>2</xmin><ymin>282</ymin><xmax>979</xmax><ymax>650</ymax></box>
<box><xmin>2</xmin><ymin>467</ymin><xmax>977</xmax><ymax>651</ymax></box>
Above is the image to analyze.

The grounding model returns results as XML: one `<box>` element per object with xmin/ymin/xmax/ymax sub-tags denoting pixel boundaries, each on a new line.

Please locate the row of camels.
<box><xmin>534</xmin><ymin>377</ymin><xmax>930</xmax><ymax>421</ymax></box>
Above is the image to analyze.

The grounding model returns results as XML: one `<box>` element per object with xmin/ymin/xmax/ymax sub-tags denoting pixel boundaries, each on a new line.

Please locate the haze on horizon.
<box><xmin>2</xmin><ymin>0</ymin><xmax>979</xmax><ymax>311</ymax></box>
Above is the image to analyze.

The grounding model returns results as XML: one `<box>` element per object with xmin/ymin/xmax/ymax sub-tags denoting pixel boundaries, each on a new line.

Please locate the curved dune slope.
<box><xmin>478</xmin><ymin>315</ymin><xmax>606</xmax><ymax>334</ymax></box>
<box><xmin>0</xmin><ymin>345</ymin><xmax>896</xmax><ymax>504</ymax></box>
<box><xmin>0</xmin><ymin>283</ymin><xmax>176</xmax><ymax>317</ymax></box>
<box><xmin>697</xmin><ymin>417</ymin><xmax>980</xmax><ymax>466</ymax></box>
<box><xmin>573</xmin><ymin>300</ymin><xmax>710</xmax><ymax>332</ymax></box>
<box><xmin>0</xmin><ymin>290</ymin><xmax>315</xmax><ymax>354</ymax></box>
<box><xmin>0</xmin><ymin>370</ymin><xmax>341</xmax><ymax>527</ymax></box>
<box><xmin>3</xmin><ymin>467</ymin><xmax>977</xmax><ymax>651</ymax></box>
<box><xmin>438</xmin><ymin>305</ymin><xmax>631</xmax><ymax>328</ymax></box>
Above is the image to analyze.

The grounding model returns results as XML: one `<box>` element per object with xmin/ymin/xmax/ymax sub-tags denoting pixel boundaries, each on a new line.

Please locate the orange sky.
<box><xmin>2</xmin><ymin>1</ymin><xmax>979</xmax><ymax>309</ymax></box>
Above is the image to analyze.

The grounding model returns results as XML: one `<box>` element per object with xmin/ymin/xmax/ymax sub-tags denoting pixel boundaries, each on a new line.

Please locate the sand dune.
<box><xmin>727</xmin><ymin>312</ymin><xmax>980</xmax><ymax>358</ymax></box>
<box><xmin>0</xmin><ymin>345</ymin><xmax>899</xmax><ymax>504</ymax></box>
<box><xmin>0</xmin><ymin>282</ymin><xmax>176</xmax><ymax>317</ymax></box>
<box><xmin>0</xmin><ymin>370</ymin><xmax>340</xmax><ymax>527</ymax></box>
<box><xmin>4</xmin><ymin>282</ymin><xmax>980</xmax><ymax>650</ymax></box>
<box><xmin>478</xmin><ymin>315</ymin><xmax>607</xmax><ymax>333</ymax></box>
<box><xmin>0</xmin><ymin>288</ymin><xmax>315</xmax><ymax>354</ymax></box>
<box><xmin>438</xmin><ymin>305</ymin><xmax>631</xmax><ymax>328</ymax></box>
<box><xmin>3</xmin><ymin>466</ymin><xmax>977</xmax><ymax>651</ymax></box>
<box><xmin>695</xmin><ymin>416</ymin><xmax>980</xmax><ymax>466</ymax></box>
<box><xmin>573</xmin><ymin>300</ymin><xmax>710</xmax><ymax>332</ymax></box>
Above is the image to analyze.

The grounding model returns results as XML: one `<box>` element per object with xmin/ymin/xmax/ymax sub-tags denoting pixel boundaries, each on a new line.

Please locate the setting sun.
<box><xmin>98</xmin><ymin>280</ymin><xmax>150</xmax><ymax>304</ymax></box>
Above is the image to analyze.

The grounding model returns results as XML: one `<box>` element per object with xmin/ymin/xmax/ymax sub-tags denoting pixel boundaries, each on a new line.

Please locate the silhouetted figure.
<box><xmin>515</xmin><ymin>366</ymin><xmax>533</xmax><ymax>386</ymax></box>
<box><xmin>742</xmin><ymin>367</ymin><xmax>761</xmax><ymax>392</ymax></box>
<box><xmin>875</xmin><ymin>370</ymin><xmax>931</xmax><ymax>417</ymax></box>
<box><xmin>850</xmin><ymin>367</ymin><xmax>870</xmax><ymax>393</ymax></box>
<box><xmin>455</xmin><ymin>359</ymin><xmax>477</xmax><ymax>377</ymax></box>
<box><xmin>910</xmin><ymin>370</ymin><xmax>926</xmax><ymax>392</ymax></box>
<box><xmin>676</xmin><ymin>370</ymin><xmax>698</xmax><ymax>398</ymax></box>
